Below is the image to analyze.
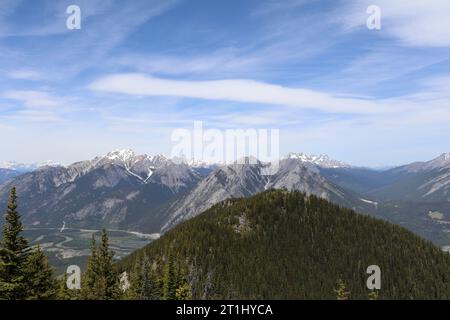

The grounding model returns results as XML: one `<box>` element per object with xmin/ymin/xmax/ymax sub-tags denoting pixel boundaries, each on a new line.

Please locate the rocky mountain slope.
<box><xmin>0</xmin><ymin>150</ymin><xmax>201</xmax><ymax>230</ymax></box>
<box><xmin>161</xmin><ymin>157</ymin><xmax>370</xmax><ymax>231</ymax></box>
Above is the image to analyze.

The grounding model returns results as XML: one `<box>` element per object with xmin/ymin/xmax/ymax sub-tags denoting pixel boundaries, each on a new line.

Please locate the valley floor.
<box><xmin>24</xmin><ymin>227</ymin><xmax>159</xmax><ymax>274</ymax></box>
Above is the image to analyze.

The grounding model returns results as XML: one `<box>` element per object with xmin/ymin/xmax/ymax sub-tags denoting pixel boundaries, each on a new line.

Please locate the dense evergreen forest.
<box><xmin>1</xmin><ymin>187</ymin><xmax>450</xmax><ymax>300</ymax></box>
<box><xmin>119</xmin><ymin>190</ymin><xmax>450</xmax><ymax>300</ymax></box>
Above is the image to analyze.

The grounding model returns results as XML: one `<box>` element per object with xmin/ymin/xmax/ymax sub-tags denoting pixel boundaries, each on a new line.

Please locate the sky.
<box><xmin>0</xmin><ymin>0</ymin><xmax>449</xmax><ymax>167</ymax></box>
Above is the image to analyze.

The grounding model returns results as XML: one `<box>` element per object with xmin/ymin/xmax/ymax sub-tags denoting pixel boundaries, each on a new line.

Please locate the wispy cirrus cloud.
<box><xmin>89</xmin><ymin>73</ymin><xmax>393</xmax><ymax>114</ymax></box>
<box><xmin>3</xmin><ymin>90</ymin><xmax>64</xmax><ymax>108</ymax></box>
<box><xmin>0</xmin><ymin>0</ymin><xmax>181</xmax><ymax>82</ymax></box>
<box><xmin>111</xmin><ymin>50</ymin><xmax>264</xmax><ymax>77</ymax></box>
<box><xmin>5</xmin><ymin>69</ymin><xmax>43</xmax><ymax>81</ymax></box>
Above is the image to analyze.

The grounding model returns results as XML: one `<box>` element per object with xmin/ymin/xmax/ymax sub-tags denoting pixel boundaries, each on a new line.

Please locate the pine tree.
<box><xmin>0</xmin><ymin>187</ymin><xmax>29</xmax><ymax>300</ymax></box>
<box><xmin>174</xmin><ymin>264</ymin><xmax>192</xmax><ymax>300</ymax></box>
<box><xmin>126</xmin><ymin>255</ymin><xmax>142</xmax><ymax>299</ymax></box>
<box><xmin>80</xmin><ymin>234</ymin><xmax>99</xmax><ymax>299</ymax></box>
<box><xmin>334</xmin><ymin>279</ymin><xmax>350</xmax><ymax>300</ymax></box>
<box><xmin>128</xmin><ymin>254</ymin><xmax>160</xmax><ymax>300</ymax></box>
<box><xmin>24</xmin><ymin>245</ymin><xmax>57</xmax><ymax>300</ymax></box>
<box><xmin>98</xmin><ymin>229</ymin><xmax>121</xmax><ymax>299</ymax></box>
<box><xmin>81</xmin><ymin>230</ymin><xmax>121</xmax><ymax>300</ymax></box>
<box><xmin>162</xmin><ymin>254</ymin><xmax>177</xmax><ymax>300</ymax></box>
<box><xmin>140</xmin><ymin>254</ymin><xmax>160</xmax><ymax>300</ymax></box>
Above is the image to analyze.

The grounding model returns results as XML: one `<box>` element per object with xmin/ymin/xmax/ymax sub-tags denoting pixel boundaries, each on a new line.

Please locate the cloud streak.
<box><xmin>3</xmin><ymin>90</ymin><xmax>64</xmax><ymax>108</ymax></box>
<box><xmin>89</xmin><ymin>73</ymin><xmax>394</xmax><ymax>114</ymax></box>
<box><xmin>6</xmin><ymin>69</ymin><xmax>43</xmax><ymax>81</ymax></box>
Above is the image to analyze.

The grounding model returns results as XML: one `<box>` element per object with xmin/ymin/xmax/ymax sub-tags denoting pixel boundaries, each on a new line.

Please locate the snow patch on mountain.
<box><xmin>283</xmin><ymin>153</ymin><xmax>350</xmax><ymax>168</ymax></box>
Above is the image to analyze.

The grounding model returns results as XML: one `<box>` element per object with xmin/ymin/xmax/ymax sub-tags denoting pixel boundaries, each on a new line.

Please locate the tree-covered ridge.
<box><xmin>119</xmin><ymin>190</ymin><xmax>450</xmax><ymax>299</ymax></box>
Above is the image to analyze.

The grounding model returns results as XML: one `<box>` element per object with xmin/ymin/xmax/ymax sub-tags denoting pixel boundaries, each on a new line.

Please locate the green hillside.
<box><xmin>119</xmin><ymin>190</ymin><xmax>450</xmax><ymax>299</ymax></box>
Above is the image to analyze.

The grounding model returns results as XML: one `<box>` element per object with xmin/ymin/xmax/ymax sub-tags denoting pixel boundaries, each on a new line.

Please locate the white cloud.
<box><xmin>89</xmin><ymin>73</ymin><xmax>394</xmax><ymax>114</ymax></box>
<box><xmin>112</xmin><ymin>51</ymin><xmax>263</xmax><ymax>76</ymax></box>
<box><xmin>6</xmin><ymin>69</ymin><xmax>42</xmax><ymax>80</ymax></box>
<box><xmin>343</xmin><ymin>0</ymin><xmax>450</xmax><ymax>47</ymax></box>
<box><xmin>3</xmin><ymin>90</ymin><xmax>63</xmax><ymax>108</ymax></box>
<box><xmin>6</xmin><ymin>109</ymin><xmax>63</xmax><ymax>123</ymax></box>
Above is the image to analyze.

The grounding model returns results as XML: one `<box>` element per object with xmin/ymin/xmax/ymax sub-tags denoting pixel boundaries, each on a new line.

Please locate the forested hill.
<box><xmin>119</xmin><ymin>190</ymin><xmax>450</xmax><ymax>299</ymax></box>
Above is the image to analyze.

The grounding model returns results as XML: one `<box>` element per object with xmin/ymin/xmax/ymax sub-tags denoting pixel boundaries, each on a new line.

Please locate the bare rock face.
<box><xmin>0</xmin><ymin>149</ymin><xmax>201</xmax><ymax>231</ymax></box>
<box><xmin>161</xmin><ymin>158</ymin><xmax>361</xmax><ymax>232</ymax></box>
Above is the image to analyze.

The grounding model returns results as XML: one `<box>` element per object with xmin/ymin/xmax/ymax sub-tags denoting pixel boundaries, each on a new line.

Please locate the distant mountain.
<box><xmin>0</xmin><ymin>168</ymin><xmax>21</xmax><ymax>185</ymax></box>
<box><xmin>368</xmin><ymin>153</ymin><xmax>450</xmax><ymax>202</ymax></box>
<box><xmin>161</xmin><ymin>157</ymin><xmax>370</xmax><ymax>231</ymax></box>
<box><xmin>319</xmin><ymin>167</ymin><xmax>394</xmax><ymax>195</ymax></box>
<box><xmin>321</xmin><ymin>153</ymin><xmax>450</xmax><ymax>202</ymax></box>
<box><xmin>319</xmin><ymin>153</ymin><xmax>450</xmax><ymax>246</ymax></box>
<box><xmin>392</xmin><ymin>153</ymin><xmax>450</xmax><ymax>173</ymax></box>
<box><xmin>0</xmin><ymin>160</ymin><xmax>59</xmax><ymax>172</ymax></box>
<box><xmin>0</xmin><ymin>149</ymin><xmax>201</xmax><ymax>230</ymax></box>
<box><xmin>283</xmin><ymin>152</ymin><xmax>351</xmax><ymax>168</ymax></box>
<box><xmin>119</xmin><ymin>190</ymin><xmax>450</xmax><ymax>299</ymax></box>
<box><xmin>0</xmin><ymin>151</ymin><xmax>365</xmax><ymax>234</ymax></box>
<box><xmin>1</xmin><ymin>150</ymin><xmax>449</xmax><ymax>247</ymax></box>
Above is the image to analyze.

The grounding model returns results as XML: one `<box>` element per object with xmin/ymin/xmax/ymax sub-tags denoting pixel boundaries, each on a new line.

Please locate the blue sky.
<box><xmin>0</xmin><ymin>0</ymin><xmax>449</xmax><ymax>167</ymax></box>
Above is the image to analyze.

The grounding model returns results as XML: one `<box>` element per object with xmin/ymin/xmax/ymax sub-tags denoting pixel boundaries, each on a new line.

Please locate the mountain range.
<box><xmin>0</xmin><ymin>149</ymin><xmax>449</xmax><ymax>247</ymax></box>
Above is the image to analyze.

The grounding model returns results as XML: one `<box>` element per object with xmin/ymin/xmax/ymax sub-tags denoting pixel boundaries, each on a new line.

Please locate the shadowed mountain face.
<box><xmin>0</xmin><ymin>150</ymin><xmax>449</xmax><ymax>247</ymax></box>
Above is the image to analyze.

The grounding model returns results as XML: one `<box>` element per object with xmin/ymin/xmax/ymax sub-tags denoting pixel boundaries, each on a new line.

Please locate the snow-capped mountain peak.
<box><xmin>148</xmin><ymin>154</ymin><xmax>170</xmax><ymax>165</ymax></box>
<box><xmin>283</xmin><ymin>152</ymin><xmax>350</xmax><ymax>168</ymax></box>
<box><xmin>94</xmin><ymin>149</ymin><xmax>175</xmax><ymax>182</ymax></box>
<box><xmin>104</xmin><ymin>149</ymin><xmax>137</xmax><ymax>162</ymax></box>
<box><xmin>100</xmin><ymin>149</ymin><xmax>170</xmax><ymax>168</ymax></box>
